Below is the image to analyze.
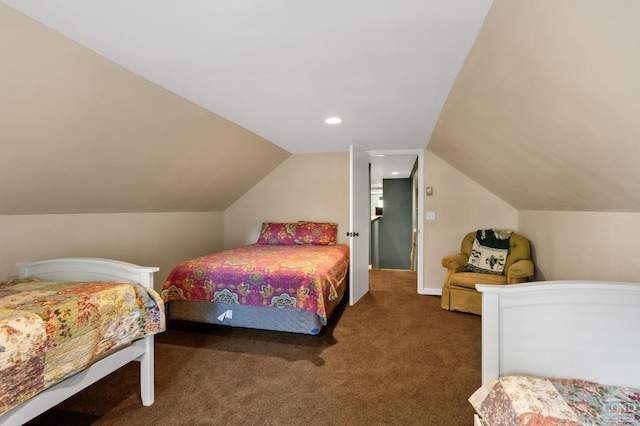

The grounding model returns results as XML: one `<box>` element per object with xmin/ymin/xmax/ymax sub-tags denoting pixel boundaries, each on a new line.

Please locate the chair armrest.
<box><xmin>442</xmin><ymin>253</ymin><xmax>468</xmax><ymax>272</ymax></box>
<box><xmin>506</xmin><ymin>259</ymin><xmax>535</xmax><ymax>281</ymax></box>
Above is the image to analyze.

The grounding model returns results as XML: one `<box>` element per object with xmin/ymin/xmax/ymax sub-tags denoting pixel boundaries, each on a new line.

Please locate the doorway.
<box><xmin>366</xmin><ymin>149</ymin><xmax>424</xmax><ymax>294</ymax></box>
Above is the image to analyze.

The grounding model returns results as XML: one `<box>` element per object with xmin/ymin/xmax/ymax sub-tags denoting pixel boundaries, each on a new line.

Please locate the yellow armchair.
<box><xmin>441</xmin><ymin>231</ymin><xmax>534</xmax><ymax>315</ymax></box>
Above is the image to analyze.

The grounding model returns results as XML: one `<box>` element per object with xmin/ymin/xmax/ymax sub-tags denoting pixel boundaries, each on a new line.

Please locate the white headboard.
<box><xmin>477</xmin><ymin>280</ymin><xmax>640</xmax><ymax>389</ymax></box>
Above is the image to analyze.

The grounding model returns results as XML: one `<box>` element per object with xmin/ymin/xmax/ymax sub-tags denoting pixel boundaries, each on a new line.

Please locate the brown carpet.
<box><xmin>26</xmin><ymin>269</ymin><xmax>481</xmax><ymax>426</ymax></box>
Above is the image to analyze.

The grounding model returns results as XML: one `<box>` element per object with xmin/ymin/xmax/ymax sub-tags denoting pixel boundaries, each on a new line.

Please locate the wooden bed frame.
<box><xmin>477</xmin><ymin>280</ymin><xmax>640</xmax><ymax>389</ymax></box>
<box><xmin>0</xmin><ymin>258</ymin><xmax>160</xmax><ymax>426</ymax></box>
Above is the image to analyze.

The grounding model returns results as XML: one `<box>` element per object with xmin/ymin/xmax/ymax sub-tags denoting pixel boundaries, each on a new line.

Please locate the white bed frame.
<box><xmin>0</xmin><ymin>258</ymin><xmax>160</xmax><ymax>426</ymax></box>
<box><xmin>477</xmin><ymin>280</ymin><xmax>640</xmax><ymax>390</ymax></box>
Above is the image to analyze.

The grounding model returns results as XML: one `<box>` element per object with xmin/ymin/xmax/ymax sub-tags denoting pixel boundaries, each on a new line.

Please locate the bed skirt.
<box><xmin>167</xmin><ymin>275</ymin><xmax>347</xmax><ymax>335</ymax></box>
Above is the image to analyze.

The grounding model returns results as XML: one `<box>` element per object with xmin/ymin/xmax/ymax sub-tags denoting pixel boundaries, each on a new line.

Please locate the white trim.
<box><xmin>367</xmin><ymin>148</ymin><xmax>424</xmax><ymax>294</ymax></box>
<box><xmin>419</xmin><ymin>287</ymin><xmax>441</xmax><ymax>296</ymax></box>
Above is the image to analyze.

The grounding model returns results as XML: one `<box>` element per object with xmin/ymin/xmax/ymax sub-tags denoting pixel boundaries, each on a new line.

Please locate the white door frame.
<box><xmin>367</xmin><ymin>148</ymin><xmax>424</xmax><ymax>295</ymax></box>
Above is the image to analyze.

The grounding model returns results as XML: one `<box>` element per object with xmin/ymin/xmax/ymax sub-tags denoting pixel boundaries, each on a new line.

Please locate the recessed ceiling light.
<box><xmin>325</xmin><ymin>117</ymin><xmax>342</xmax><ymax>124</ymax></box>
<box><xmin>392</xmin><ymin>172</ymin><xmax>399</xmax><ymax>175</ymax></box>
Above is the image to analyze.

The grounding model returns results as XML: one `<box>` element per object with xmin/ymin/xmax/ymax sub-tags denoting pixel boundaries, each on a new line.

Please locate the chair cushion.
<box><xmin>449</xmin><ymin>272</ymin><xmax>507</xmax><ymax>289</ymax></box>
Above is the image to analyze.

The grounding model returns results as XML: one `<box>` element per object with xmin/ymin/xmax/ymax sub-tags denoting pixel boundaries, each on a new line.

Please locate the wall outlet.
<box><xmin>426</xmin><ymin>211</ymin><xmax>436</xmax><ymax>221</ymax></box>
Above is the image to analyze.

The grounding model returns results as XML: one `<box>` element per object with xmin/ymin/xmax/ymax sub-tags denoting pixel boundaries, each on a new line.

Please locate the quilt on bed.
<box><xmin>161</xmin><ymin>244</ymin><xmax>350</xmax><ymax>324</ymax></box>
<box><xmin>0</xmin><ymin>277</ymin><xmax>165</xmax><ymax>417</ymax></box>
<box><xmin>470</xmin><ymin>375</ymin><xmax>640</xmax><ymax>425</ymax></box>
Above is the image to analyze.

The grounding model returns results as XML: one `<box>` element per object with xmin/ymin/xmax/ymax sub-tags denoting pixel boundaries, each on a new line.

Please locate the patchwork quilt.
<box><xmin>0</xmin><ymin>278</ymin><xmax>165</xmax><ymax>416</ymax></box>
<box><xmin>162</xmin><ymin>244</ymin><xmax>350</xmax><ymax>324</ymax></box>
<box><xmin>470</xmin><ymin>375</ymin><xmax>640</xmax><ymax>425</ymax></box>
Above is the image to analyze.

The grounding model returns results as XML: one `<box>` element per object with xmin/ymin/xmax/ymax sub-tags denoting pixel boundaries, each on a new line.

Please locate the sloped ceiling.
<box><xmin>0</xmin><ymin>0</ymin><xmax>492</xmax><ymax>154</ymax></box>
<box><xmin>4</xmin><ymin>1</ymin><xmax>639</xmax><ymax>215</ymax></box>
<box><xmin>0</xmin><ymin>3</ymin><xmax>289</xmax><ymax>214</ymax></box>
<box><xmin>1</xmin><ymin>1</ymin><xmax>496</xmax><ymax>215</ymax></box>
<box><xmin>428</xmin><ymin>0</ymin><xmax>640</xmax><ymax>212</ymax></box>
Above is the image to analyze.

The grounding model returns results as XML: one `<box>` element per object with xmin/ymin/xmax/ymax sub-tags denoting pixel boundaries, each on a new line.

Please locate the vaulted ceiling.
<box><xmin>1</xmin><ymin>0</ymin><xmax>492</xmax><ymax>154</ymax></box>
<box><xmin>2</xmin><ymin>1</ymin><xmax>639</xmax><ymax>214</ymax></box>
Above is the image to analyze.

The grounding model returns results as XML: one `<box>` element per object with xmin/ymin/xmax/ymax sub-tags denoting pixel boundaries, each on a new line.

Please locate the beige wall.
<box><xmin>224</xmin><ymin>152</ymin><xmax>350</xmax><ymax>249</ymax></box>
<box><xmin>226</xmin><ymin>150</ymin><xmax>520</xmax><ymax>296</ymax></box>
<box><xmin>0</xmin><ymin>212</ymin><xmax>224</xmax><ymax>292</ymax></box>
<box><xmin>421</xmin><ymin>151</ymin><xmax>640</xmax><ymax>292</ymax></box>
<box><xmin>7</xmin><ymin>152</ymin><xmax>637</xmax><ymax>301</ymax></box>
<box><xmin>428</xmin><ymin>0</ymin><xmax>640</xmax><ymax>213</ymax></box>
<box><xmin>422</xmin><ymin>150</ymin><xmax>518</xmax><ymax>293</ymax></box>
<box><xmin>519</xmin><ymin>210</ymin><xmax>640</xmax><ymax>282</ymax></box>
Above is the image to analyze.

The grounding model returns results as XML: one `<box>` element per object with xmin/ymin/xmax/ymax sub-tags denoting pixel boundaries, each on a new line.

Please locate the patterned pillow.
<box><xmin>294</xmin><ymin>221</ymin><xmax>338</xmax><ymax>246</ymax></box>
<box><xmin>467</xmin><ymin>229</ymin><xmax>512</xmax><ymax>275</ymax></box>
<box><xmin>255</xmin><ymin>222</ymin><xmax>298</xmax><ymax>245</ymax></box>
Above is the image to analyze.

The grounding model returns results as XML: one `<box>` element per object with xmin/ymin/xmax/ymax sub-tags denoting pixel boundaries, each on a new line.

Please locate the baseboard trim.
<box><xmin>419</xmin><ymin>287</ymin><xmax>442</xmax><ymax>296</ymax></box>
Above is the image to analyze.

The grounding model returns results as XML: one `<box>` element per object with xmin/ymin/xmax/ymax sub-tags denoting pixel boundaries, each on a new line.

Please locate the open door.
<box><xmin>349</xmin><ymin>145</ymin><xmax>370</xmax><ymax>305</ymax></box>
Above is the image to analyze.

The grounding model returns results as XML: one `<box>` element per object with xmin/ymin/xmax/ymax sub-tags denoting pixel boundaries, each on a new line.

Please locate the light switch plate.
<box><xmin>426</xmin><ymin>211</ymin><xmax>436</xmax><ymax>221</ymax></box>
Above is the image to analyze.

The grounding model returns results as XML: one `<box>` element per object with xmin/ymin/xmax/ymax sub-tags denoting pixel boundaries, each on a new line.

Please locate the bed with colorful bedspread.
<box><xmin>0</xmin><ymin>261</ymin><xmax>165</xmax><ymax>425</ymax></box>
<box><xmin>162</xmin><ymin>221</ymin><xmax>350</xmax><ymax>334</ymax></box>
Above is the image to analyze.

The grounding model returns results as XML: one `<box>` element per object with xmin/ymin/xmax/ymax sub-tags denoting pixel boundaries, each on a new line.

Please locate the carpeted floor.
<box><xmin>26</xmin><ymin>269</ymin><xmax>481</xmax><ymax>426</ymax></box>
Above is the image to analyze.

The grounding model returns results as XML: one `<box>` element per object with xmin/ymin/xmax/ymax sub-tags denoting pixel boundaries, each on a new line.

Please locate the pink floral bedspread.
<box><xmin>0</xmin><ymin>278</ymin><xmax>165</xmax><ymax>417</ymax></box>
<box><xmin>161</xmin><ymin>244</ymin><xmax>350</xmax><ymax>324</ymax></box>
<box><xmin>470</xmin><ymin>375</ymin><xmax>640</xmax><ymax>425</ymax></box>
